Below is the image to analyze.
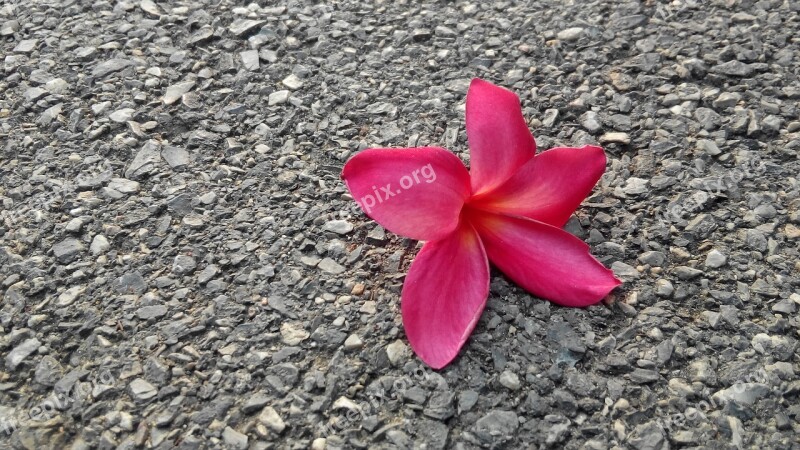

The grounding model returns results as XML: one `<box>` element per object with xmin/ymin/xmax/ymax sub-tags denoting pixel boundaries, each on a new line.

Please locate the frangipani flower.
<box><xmin>342</xmin><ymin>78</ymin><xmax>621</xmax><ymax>369</ymax></box>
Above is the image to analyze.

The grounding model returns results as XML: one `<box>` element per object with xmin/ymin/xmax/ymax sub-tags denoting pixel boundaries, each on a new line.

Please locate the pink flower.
<box><xmin>342</xmin><ymin>78</ymin><xmax>621</xmax><ymax>369</ymax></box>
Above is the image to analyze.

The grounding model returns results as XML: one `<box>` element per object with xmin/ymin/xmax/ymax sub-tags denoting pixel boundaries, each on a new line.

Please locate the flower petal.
<box><xmin>469</xmin><ymin>145</ymin><xmax>607</xmax><ymax>227</ymax></box>
<box><xmin>470</xmin><ymin>211</ymin><xmax>620</xmax><ymax>307</ymax></box>
<box><xmin>342</xmin><ymin>147</ymin><xmax>471</xmax><ymax>241</ymax></box>
<box><xmin>466</xmin><ymin>78</ymin><xmax>536</xmax><ymax>195</ymax></box>
<box><xmin>401</xmin><ymin>222</ymin><xmax>490</xmax><ymax>369</ymax></box>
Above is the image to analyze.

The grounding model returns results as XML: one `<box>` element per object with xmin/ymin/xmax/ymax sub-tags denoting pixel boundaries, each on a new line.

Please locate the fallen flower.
<box><xmin>342</xmin><ymin>78</ymin><xmax>621</xmax><ymax>369</ymax></box>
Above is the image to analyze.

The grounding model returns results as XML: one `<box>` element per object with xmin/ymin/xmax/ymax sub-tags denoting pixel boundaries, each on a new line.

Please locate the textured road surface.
<box><xmin>1</xmin><ymin>0</ymin><xmax>799</xmax><ymax>449</ymax></box>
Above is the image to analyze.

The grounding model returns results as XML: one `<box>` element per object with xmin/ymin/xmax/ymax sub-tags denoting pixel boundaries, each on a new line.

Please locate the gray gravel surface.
<box><xmin>1</xmin><ymin>0</ymin><xmax>799</xmax><ymax>449</ymax></box>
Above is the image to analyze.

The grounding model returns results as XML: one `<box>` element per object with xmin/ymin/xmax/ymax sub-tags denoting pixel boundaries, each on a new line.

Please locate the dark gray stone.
<box><xmin>53</xmin><ymin>238</ymin><xmax>84</xmax><ymax>264</ymax></box>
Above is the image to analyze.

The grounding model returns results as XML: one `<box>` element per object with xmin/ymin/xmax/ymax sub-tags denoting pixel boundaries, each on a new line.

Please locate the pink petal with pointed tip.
<box><xmin>341</xmin><ymin>147</ymin><xmax>471</xmax><ymax>241</ymax></box>
<box><xmin>470</xmin><ymin>145</ymin><xmax>607</xmax><ymax>227</ymax></box>
<box><xmin>466</xmin><ymin>78</ymin><xmax>537</xmax><ymax>195</ymax></box>
<box><xmin>401</xmin><ymin>222</ymin><xmax>490</xmax><ymax>369</ymax></box>
<box><xmin>470</xmin><ymin>211</ymin><xmax>620</xmax><ymax>307</ymax></box>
